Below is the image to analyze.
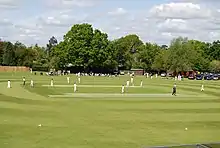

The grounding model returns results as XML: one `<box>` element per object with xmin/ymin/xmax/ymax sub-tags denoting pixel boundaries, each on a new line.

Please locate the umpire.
<box><xmin>172</xmin><ymin>83</ymin><xmax>177</xmax><ymax>96</ymax></box>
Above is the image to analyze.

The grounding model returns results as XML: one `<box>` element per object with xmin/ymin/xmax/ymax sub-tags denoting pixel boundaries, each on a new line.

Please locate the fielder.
<box><xmin>126</xmin><ymin>80</ymin><xmax>130</xmax><ymax>87</ymax></box>
<box><xmin>174</xmin><ymin>76</ymin><xmax>177</xmax><ymax>81</ymax></box>
<box><xmin>140</xmin><ymin>80</ymin><xmax>143</xmax><ymax>87</ymax></box>
<box><xmin>67</xmin><ymin>77</ymin><xmax>70</xmax><ymax>84</ymax></box>
<box><xmin>78</xmin><ymin>77</ymin><xmax>81</xmax><ymax>83</ymax></box>
<box><xmin>201</xmin><ymin>84</ymin><xmax>204</xmax><ymax>91</ymax></box>
<box><xmin>51</xmin><ymin>78</ymin><xmax>54</xmax><ymax>87</ymax></box>
<box><xmin>74</xmin><ymin>82</ymin><xmax>77</xmax><ymax>92</ymax></box>
<box><xmin>131</xmin><ymin>76</ymin><xmax>134</xmax><ymax>86</ymax></box>
<box><xmin>23</xmin><ymin>77</ymin><xmax>26</xmax><ymax>86</ymax></box>
<box><xmin>7</xmin><ymin>80</ymin><xmax>11</xmax><ymax>88</ymax></box>
<box><xmin>178</xmin><ymin>75</ymin><xmax>181</xmax><ymax>81</ymax></box>
<box><xmin>156</xmin><ymin>74</ymin><xmax>158</xmax><ymax>78</ymax></box>
<box><xmin>146</xmin><ymin>73</ymin><xmax>149</xmax><ymax>78</ymax></box>
<box><xmin>121</xmin><ymin>84</ymin><xmax>125</xmax><ymax>94</ymax></box>
<box><xmin>30</xmin><ymin>79</ymin><xmax>34</xmax><ymax>87</ymax></box>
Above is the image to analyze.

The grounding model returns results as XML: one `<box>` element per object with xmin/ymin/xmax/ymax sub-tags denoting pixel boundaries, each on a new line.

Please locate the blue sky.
<box><xmin>0</xmin><ymin>0</ymin><xmax>220</xmax><ymax>46</ymax></box>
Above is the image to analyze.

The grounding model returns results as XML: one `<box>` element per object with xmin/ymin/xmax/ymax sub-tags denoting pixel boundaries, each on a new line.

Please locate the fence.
<box><xmin>0</xmin><ymin>66</ymin><xmax>30</xmax><ymax>72</ymax></box>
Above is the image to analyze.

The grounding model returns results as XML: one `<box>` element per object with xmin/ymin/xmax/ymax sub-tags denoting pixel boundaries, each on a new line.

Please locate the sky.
<box><xmin>0</xmin><ymin>0</ymin><xmax>220</xmax><ymax>46</ymax></box>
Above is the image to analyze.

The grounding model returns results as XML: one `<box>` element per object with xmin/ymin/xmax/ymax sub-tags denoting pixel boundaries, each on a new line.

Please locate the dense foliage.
<box><xmin>0</xmin><ymin>23</ymin><xmax>220</xmax><ymax>73</ymax></box>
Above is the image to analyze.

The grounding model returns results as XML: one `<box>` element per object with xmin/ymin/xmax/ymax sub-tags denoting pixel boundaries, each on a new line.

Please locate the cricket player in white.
<box><xmin>74</xmin><ymin>82</ymin><xmax>77</xmax><ymax>92</ymax></box>
<box><xmin>67</xmin><ymin>77</ymin><xmax>70</xmax><ymax>84</ymax></box>
<box><xmin>156</xmin><ymin>74</ymin><xmax>158</xmax><ymax>78</ymax></box>
<box><xmin>126</xmin><ymin>80</ymin><xmax>130</xmax><ymax>87</ymax></box>
<box><xmin>131</xmin><ymin>77</ymin><xmax>134</xmax><ymax>86</ymax></box>
<box><xmin>30</xmin><ymin>79</ymin><xmax>34</xmax><ymax>87</ymax></box>
<box><xmin>121</xmin><ymin>85</ymin><xmax>125</xmax><ymax>94</ymax></box>
<box><xmin>151</xmin><ymin>75</ymin><xmax>153</xmax><ymax>79</ymax></box>
<box><xmin>51</xmin><ymin>79</ymin><xmax>54</xmax><ymax>87</ymax></box>
<box><xmin>140</xmin><ymin>80</ymin><xmax>143</xmax><ymax>87</ymax></box>
<box><xmin>23</xmin><ymin>77</ymin><xmax>26</xmax><ymax>86</ymax></box>
<box><xmin>7</xmin><ymin>80</ymin><xmax>11</xmax><ymax>88</ymax></box>
<box><xmin>178</xmin><ymin>75</ymin><xmax>181</xmax><ymax>81</ymax></box>
<box><xmin>78</xmin><ymin>77</ymin><xmax>81</xmax><ymax>83</ymax></box>
<box><xmin>201</xmin><ymin>84</ymin><xmax>204</xmax><ymax>91</ymax></box>
<box><xmin>175</xmin><ymin>76</ymin><xmax>177</xmax><ymax>81</ymax></box>
<box><xmin>146</xmin><ymin>73</ymin><xmax>149</xmax><ymax>78</ymax></box>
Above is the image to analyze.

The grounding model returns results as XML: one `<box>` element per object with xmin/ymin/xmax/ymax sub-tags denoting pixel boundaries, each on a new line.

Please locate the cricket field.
<box><xmin>0</xmin><ymin>72</ymin><xmax>220</xmax><ymax>148</ymax></box>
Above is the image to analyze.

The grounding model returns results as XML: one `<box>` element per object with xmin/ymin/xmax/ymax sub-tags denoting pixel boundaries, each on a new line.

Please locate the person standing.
<box><xmin>201</xmin><ymin>84</ymin><xmax>204</xmax><ymax>91</ymax></box>
<box><xmin>23</xmin><ymin>77</ymin><xmax>26</xmax><ymax>86</ymax></box>
<box><xmin>126</xmin><ymin>80</ymin><xmax>130</xmax><ymax>87</ymax></box>
<box><xmin>131</xmin><ymin>76</ymin><xmax>134</xmax><ymax>86</ymax></box>
<box><xmin>140</xmin><ymin>80</ymin><xmax>143</xmax><ymax>87</ymax></box>
<box><xmin>172</xmin><ymin>83</ymin><xmax>177</xmax><ymax>96</ymax></box>
<box><xmin>67</xmin><ymin>77</ymin><xmax>70</xmax><ymax>84</ymax></box>
<box><xmin>74</xmin><ymin>82</ymin><xmax>77</xmax><ymax>92</ymax></box>
<box><xmin>121</xmin><ymin>84</ymin><xmax>125</xmax><ymax>94</ymax></box>
<box><xmin>51</xmin><ymin>78</ymin><xmax>54</xmax><ymax>87</ymax></box>
<box><xmin>7</xmin><ymin>80</ymin><xmax>11</xmax><ymax>88</ymax></box>
<box><xmin>30</xmin><ymin>79</ymin><xmax>34</xmax><ymax>87</ymax></box>
<box><xmin>78</xmin><ymin>77</ymin><xmax>81</xmax><ymax>84</ymax></box>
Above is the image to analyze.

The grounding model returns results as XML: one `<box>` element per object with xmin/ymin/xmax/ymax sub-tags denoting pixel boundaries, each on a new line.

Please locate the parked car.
<box><xmin>206</xmin><ymin>74</ymin><xmax>214</xmax><ymax>80</ymax></box>
<box><xmin>161</xmin><ymin>73</ymin><xmax>166</xmax><ymax>77</ymax></box>
<box><xmin>196</xmin><ymin>74</ymin><xmax>203</xmax><ymax>80</ymax></box>
<box><xmin>213</xmin><ymin>74</ymin><xmax>219</xmax><ymax>80</ymax></box>
<box><xmin>188</xmin><ymin>74</ymin><xmax>195</xmax><ymax>80</ymax></box>
<box><xmin>204</xmin><ymin>73</ymin><xmax>209</xmax><ymax>80</ymax></box>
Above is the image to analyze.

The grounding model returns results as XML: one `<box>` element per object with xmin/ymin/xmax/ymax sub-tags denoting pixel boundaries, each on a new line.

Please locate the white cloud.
<box><xmin>108</xmin><ymin>8</ymin><xmax>127</xmax><ymax>16</ymax></box>
<box><xmin>149</xmin><ymin>2</ymin><xmax>212</xmax><ymax>19</ymax></box>
<box><xmin>0</xmin><ymin>18</ymin><xmax>13</xmax><ymax>26</ymax></box>
<box><xmin>46</xmin><ymin>0</ymin><xmax>98</xmax><ymax>9</ymax></box>
<box><xmin>0</xmin><ymin>0</ymin><xmax>21</xmax><ymax>9</ymax></box>
<box><xmin>157</xmin><ymin>19</ymin><xmax>195</xmax><ymax>33</ymax></box>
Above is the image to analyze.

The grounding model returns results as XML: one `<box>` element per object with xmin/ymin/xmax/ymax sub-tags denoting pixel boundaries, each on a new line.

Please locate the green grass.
<box><xmin>0</xmin><ymin>72</ymin><xmax>220</xmax><ymax>148</ymax></box>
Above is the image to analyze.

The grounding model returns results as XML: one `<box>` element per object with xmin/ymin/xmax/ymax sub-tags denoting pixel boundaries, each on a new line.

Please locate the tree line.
<box><xmin>0</xmin><ymin>23</ymin><xmax>220</xmax><ymax>73</ymax></box>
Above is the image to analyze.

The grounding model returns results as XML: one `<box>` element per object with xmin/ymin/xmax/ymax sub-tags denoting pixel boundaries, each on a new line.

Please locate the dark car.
<box><xmin>188</xmin><ymin>74</ymin><xmax>195</xmax><ymax>80</ymax></box>
<box><xmin>204</xmin><ymin>73</ymin><xmax>209</xmax><ymax>80</ymax></box>
<box><xmin>196</xmin><ymin>74</ymin><xmax>203</xmax><ymax>80</ymax></box>
<box><xmin>213</xmin><ymin>74</ymin><xmax>219</xmax><ymax>80</ymax></box>
<box><xmin>206</xmin><ymin>74</ymin><xmax>213</xmax><ymax>80</ymax></box>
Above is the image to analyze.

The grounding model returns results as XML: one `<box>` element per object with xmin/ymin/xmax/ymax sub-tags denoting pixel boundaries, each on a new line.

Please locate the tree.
<box><xmin>46</xmin><ymin>36</ymin><xmax>58</xmax><ymax>56</ymax></box>
<box><xmin>137</xmin><ymin>42</ymin><xmax>161</xmax><ymax>71</ymax></box>
<box><xmin>188</xmin><ymin>40</ymin><xmax>210</xmax><ymax>71</ymax></box>
<box><xmin>210</xmin><ymin>60</ymin><xmax>220</xmax><ymax>73</ymax></box>
<box><xmin>166</xmin><ymin>37</ymin><xmax>196</xmax><ymax>73</ymax></box>
<box><xmin>52</xmin><ymin>41</ymin><xmax>69</xmax><ymax>69</ymax></box>
<box><xmin>152</xmin><ymin>49</ymin><xmax>168</xmax><ymax>72</ymax></box>
<box><xmin>161</xmin><ymin>45</ymin><xmax>168</xmax><ymax>50</ymax></box>
<box><xmin>90</xmin><ymin>29</ymin><xmax>109</xmax><ymax>69</ymax></box>
<box><xmin>0</xmin><ymin>41</ymin><xmax>6</xmax><ymax>65</ymax></box>
<box><xmin>103</xmin><ymin>40</ymin><xmax>118</xmax><ymax>71</ymax></box>
<box><xmin>3</xmin><ymin>42</ymin><xmax>15</xmax><ymax>66</ymax></box>
<box><xmin>207</xmin><ymin>40</ymin><xmax>220</xmax><ymax>61</ymax></box>
<box><xmin>114</xmin><ymin>34</ymin><xmax>143</xmax><ymax>69</ymax></box>
<box><xmin>54</xmin><ymin>23</ymin><xmax>113</xmax><ymax>72</ymax></box>
<box><xmin>14</xmin><ymin>41</ymin><xmax>27</xmax><ymax>66</ymax></box>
